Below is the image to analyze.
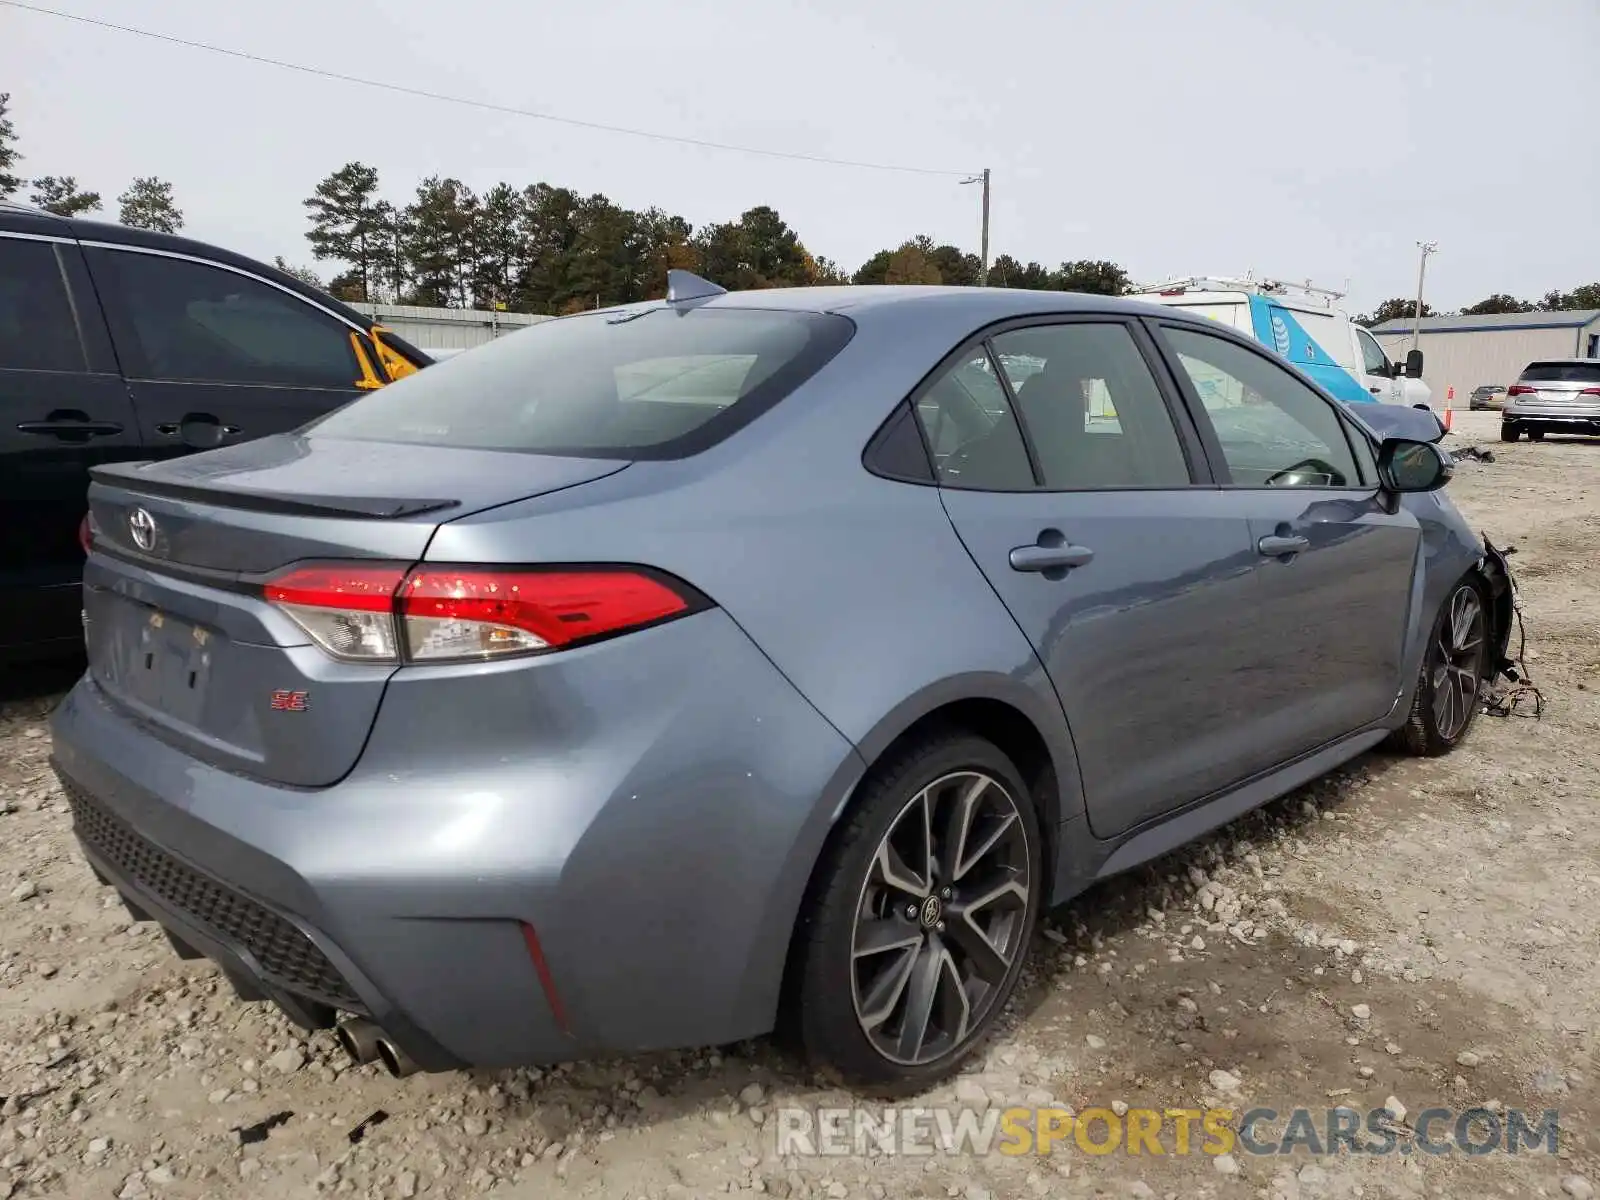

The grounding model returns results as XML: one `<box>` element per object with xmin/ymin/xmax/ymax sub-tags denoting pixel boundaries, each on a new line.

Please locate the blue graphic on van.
<box><xmin>1269</xmin><ymin>311</ymin><xmax>1291</xmax><ymax>357</ymax></box>
<box><xmin>1247</xmin><ymin>295</ymin><xmax>1373</xmax><ymax>404</ymax></box>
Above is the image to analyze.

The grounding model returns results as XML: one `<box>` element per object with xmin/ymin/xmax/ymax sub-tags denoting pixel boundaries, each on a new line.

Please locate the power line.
<box><xmin>3</xmin><ymin>1</ymin><xmax>976</xmax><ymax>179</ymax></box>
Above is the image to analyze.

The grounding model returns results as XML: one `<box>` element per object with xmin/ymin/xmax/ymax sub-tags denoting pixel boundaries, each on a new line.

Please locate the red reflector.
<box><xmin>519</xmin><ymin>922</ymin><xmax>571</xmax><ymax>1036</ymax></box>
<box><xmin>264</xmin><ymin>565</ymin><xmax>407</xmax><ymax>613</ymax></box>
<box><xmin>78</xmin><ymin>514</ymin><xmax>92</xmax><ymax>555</ymax></box>
<box><xmin>399</xmin><ymin>569</ymin><xmax>690</xmax><ymax>650</ymax></box>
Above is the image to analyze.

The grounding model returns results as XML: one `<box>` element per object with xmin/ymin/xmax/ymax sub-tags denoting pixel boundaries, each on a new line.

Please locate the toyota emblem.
<box><xmin>128</xmin><ymin>507</ymin><xmax>157</xmax><ymax>552</ymax></box>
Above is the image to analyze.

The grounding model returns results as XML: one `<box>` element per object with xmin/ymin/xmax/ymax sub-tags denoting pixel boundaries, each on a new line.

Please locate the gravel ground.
<box><xmin>1</xmin><ymin>410</ymin><xmax>1597</xmax><ymax>1200</ymax></box>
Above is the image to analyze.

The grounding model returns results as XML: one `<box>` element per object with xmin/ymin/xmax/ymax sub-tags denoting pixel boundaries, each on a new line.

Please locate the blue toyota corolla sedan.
<box><xmin>51</xmin><ymin>274</ymin><xmax>1514</xmax><ymax>1088</ymax></box>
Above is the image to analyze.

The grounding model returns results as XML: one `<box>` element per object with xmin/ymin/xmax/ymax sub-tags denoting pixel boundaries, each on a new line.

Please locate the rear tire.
<box><xmin>1500</xmin><ymin>424</ymin><xmax>1520</xmax><ymax>442</ymax></box>
<box><xmin>792</xmin><ymin>731</ymin><xmax>1042</xmax><ymax>1090</ymax></box>
<box><xmin>1388</xmin><ymin>578</ymin><xmax>1490</xmax><ymax>757</ymax></box>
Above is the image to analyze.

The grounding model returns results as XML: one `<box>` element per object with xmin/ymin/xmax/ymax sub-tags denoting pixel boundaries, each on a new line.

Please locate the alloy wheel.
<box><xmin>849</xmin><ymin>771</ymin><xmax>1031</xmax><ymax>1066</ymax></box>
<box><xmin>1431</xmin><ymin>585</ymin><xmax>1486</xmax><ymax>741</ymax></box>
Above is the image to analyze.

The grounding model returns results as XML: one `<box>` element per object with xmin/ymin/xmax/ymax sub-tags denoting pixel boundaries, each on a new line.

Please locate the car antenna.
<box><xmin>666</xmin><ymin>269</ymin><xmax>727</xmax><ymax>303</ymax></box>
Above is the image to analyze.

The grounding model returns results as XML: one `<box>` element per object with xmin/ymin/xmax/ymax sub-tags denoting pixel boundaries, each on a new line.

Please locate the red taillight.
<box><xmin>78</xmin><ymin>514</ymin><xmax>92</xmax><ymax>555</ymax></box>
<box><xmin>264</xmin><ymin>564</ymin><xmax>408</xmax><ymax>661</ymax></box>
<box><xmin>1580</xmin><ymin>387</ymin><xmax>1600</xmax><ymax>396</ymax></box>
<box><xmin>264</xmin><ymin>564</ymin><xmax>408</xmax><ymax>612</ymax></box>
<box><xmin>400</xmin><ymin>568</ymin><xmax>691</xmax><ymax>661</ymax></box>
<box><xmin>263</xmin><ymin>563</ymin><xmax>699</xmax><ymax>664</ymax></box>
<box><xmin>1507</xmin><ymin>385</ymin><xmax>1538</xmax><ymax>396</ymax></box>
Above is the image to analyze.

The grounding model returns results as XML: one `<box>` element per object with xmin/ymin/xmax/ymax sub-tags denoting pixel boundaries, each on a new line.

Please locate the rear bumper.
<box><xmin>1503</xmin><ymin>406</ymin><xmax>1600</xmax><ymax>428</ymax></box>
<box><xmin>50</xmin><ymin>607</ymin><xmax>864</xmax><ymax>1069</ymax></box>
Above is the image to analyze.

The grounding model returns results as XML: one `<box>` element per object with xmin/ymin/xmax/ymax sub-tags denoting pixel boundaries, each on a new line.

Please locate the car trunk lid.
<box><xmin>83</xmin><ymin>434</ymin><xmax>627</xmax><ymax>787</ymax></box>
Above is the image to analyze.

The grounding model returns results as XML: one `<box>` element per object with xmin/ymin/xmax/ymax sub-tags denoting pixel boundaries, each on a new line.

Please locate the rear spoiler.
<box><xmin>88</xmin><ymin>460</ymin><xmax>457</xmax><ymax>520</ymax></box>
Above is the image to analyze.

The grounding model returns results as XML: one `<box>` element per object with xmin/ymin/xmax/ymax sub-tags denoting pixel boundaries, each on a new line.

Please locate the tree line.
<box><xmin>288</xmin><ymin>161</ymin><xmax>1137</xmax><ymax>314</ymax></box>
<box><xmin>1357</xmin><ymin>285</ymin><xmax>1600</xmax><ymax>328</ymax></box>
<box><xmin>0</xmin><ymin>94</ymin><xmax>184</xmax><ymax>233</ymax></box>
<box><xmin>4</xmin><ymin>93</ymin><xmax>1596</xmax><ymax>318</ymax></box>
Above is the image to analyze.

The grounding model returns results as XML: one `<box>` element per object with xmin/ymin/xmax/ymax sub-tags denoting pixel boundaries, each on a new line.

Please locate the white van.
<box><xmin>1132</xmin><ymin>276</ymin><xmax>1435</xmax><ymax>413</ymax></box>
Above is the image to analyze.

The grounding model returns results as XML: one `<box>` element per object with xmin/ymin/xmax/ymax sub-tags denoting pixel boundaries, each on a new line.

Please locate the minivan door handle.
<box><xmin>1257</xmin><ymin>534</ymin><xmax>1310</xmax><ymax>558</ymax></box>
<box><xmin>1009</xmin><ymin>531</ymin><xmax>1095</xmax><ymax>574</ymax></box>
<box><xmin>17</xmin><ymin>419</ymin><xmax>124</xmax><ymax>439</ymax></box>
<box><xmin>155</xmin><ymin>420</ymin><xmax>241</xmax><ymax>437</ymax></box>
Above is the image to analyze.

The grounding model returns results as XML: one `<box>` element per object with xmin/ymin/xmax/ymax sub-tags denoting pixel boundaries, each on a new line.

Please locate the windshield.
<box><xmin>1519</xmin><ymin>362</ymin><xmax>1600</xmax><ymax>384</ymax></box>
<box><xmin>310</xmin><ymin>306</ymin><xmax>855</xmax><ymax>458</ymax></box>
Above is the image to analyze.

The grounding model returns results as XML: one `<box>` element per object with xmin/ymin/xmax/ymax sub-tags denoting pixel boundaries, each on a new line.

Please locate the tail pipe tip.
<box><xmin>375</xmin><ymin>1036</ymin><xmax>420</xmax><ymax>1078</ymax></box>
<box><xmin>334</xmin><ymin>1017</ymin><xmax>383</xmax><ymax>1066</ymax></box>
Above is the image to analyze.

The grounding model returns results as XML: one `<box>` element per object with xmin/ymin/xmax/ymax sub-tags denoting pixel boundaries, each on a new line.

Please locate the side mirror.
<box><xmin>1405</xmin><ymin>348</ymin><xmax>1424</xmax><ymax>377</ymax></box>
<box><xmin>1377</xmin><ymin>437</ymin><xmax>1452</xmax><ymax>493</ymax></box>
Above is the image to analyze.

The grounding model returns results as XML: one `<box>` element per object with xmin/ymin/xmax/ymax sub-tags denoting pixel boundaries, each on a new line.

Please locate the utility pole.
<box><xmin>1410</xmin><ymin>241</ymin><xmax>1437</xmax><ymax>353</ymax></box>
<box><xmin>962</xmin><ymin>168</ymin><xmax>991</xmax><ymax>285</ymax></box>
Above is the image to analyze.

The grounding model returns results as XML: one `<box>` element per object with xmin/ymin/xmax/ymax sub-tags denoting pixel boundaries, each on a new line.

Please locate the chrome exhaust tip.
<box><xmin>375</xmin><ymin>1036</ymin><xmax>419</xmax><ymax>1078</ymax></box>
<box><xmin>334</xmin><ymin>1018</ymin><xmax>383</xmax><ymax>1066</ymax></box>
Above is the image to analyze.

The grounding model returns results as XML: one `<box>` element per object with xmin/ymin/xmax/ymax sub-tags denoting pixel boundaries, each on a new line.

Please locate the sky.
<box><xmin>3</xmin><ymin>0</ymin><xmax>1594</xmax><ymax>313</ymax></box>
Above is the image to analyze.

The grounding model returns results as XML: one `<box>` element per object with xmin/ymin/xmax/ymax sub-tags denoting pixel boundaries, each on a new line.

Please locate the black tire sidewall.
<box><xmin>1414</xmin><ymin>578</ymin><xmax>1491</xmax><ymax>752</ymax></box>
<box><xmin>796</xmin><ymin>733</ymin><xmax>1043</xmax><ymax>1091</ymax></box>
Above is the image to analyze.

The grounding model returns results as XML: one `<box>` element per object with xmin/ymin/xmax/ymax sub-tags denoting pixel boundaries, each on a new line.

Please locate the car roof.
<box><xmin>0</xmin><ymin>205</ymin><xmax>378</xmax><ymax>333</ymax></box>
<box><xmin>607</xmin><ymin>284</ymin><xmax>1213</xmax><ymax>328</ymax></box>
<box><xmin>1521</xmin><ymin>358</ymin><xmax>1600</xmax><ymax>366</ymax></box>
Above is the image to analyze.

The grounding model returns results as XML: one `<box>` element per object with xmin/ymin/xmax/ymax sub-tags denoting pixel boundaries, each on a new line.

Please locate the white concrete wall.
<box><xmin>1373</xmin><ymin>324</ymin><xmax>1594</xmax><ymax>406</ymax></box>
<box><xmin>349</xmin><ymin>303</ymin><xmax>552</xmax><ymax>351</ymax></box>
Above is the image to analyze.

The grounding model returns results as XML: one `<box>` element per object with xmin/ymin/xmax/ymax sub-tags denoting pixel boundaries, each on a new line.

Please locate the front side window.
<box><xmin>313</xmin><ymin>306</ymin><xmax>855</xmax><ymax>458</ymax></box>
<box><xmin>912</xmin><ymin>349</ymin><xmax>1034</xmax><ymax>489</ymax></box>
<box><xmin>1357</xmin><ymin>328</ymin><xmax>1391</xmax><ymax>375</ymax></box>
<box><xmin>0</xmin><ymin>238</ymin><xmax>85</xmax><ymax>372</ymax></box>
<box><xmin>1163</xmin><ymin>326</ymin><xmax>1362</xmax><ymax>488</ymax></box>
<box><xmin>106</xmin><ymin>251</ymin><xmax>361</xmax><ymax>388</ymax></box>
<box><xmin>991</xmin><ymin>323</ymin><xmax>1191</xmax><ymax>489</ymax></box>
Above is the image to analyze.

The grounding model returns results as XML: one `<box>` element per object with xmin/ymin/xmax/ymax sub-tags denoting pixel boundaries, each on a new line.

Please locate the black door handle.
<box><xmin>1010</xmin><ymin>529</ymin><xmax>1095</xmax><ymax>574</ymax></box>
<box><xmin>1368</xmin><ymin>386</ymin><xmax>1383</xmax><ymax>394</ymax></box>
<box><xmin>156</xmin><ymin>420</ymin><xmax>240</xmax><ymax>437</ymax></box>
<box><xmin>17</xmin><ymin>419</ymin><xmax>124</xmax><ymax>439</ymax></box>
<box><xmin>1258</xmin><ymin>534</ymin><xmax>1309</xmax><ymax>557</ymax></box>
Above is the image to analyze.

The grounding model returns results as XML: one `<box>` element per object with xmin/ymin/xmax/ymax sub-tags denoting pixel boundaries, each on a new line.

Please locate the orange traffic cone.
<box><xmin>1441</xmin><ymin>407</ymin><xmax>1454</xmax><ymax>432</ymax></box>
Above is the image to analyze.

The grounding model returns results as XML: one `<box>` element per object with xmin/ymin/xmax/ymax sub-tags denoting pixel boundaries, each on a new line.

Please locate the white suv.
<box><xmin>1501</xmin><ymin>360</ymin><xmax>1600</xmax><ymax>442</ymax></box>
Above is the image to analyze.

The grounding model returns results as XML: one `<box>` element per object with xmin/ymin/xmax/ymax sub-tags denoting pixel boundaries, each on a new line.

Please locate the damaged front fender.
<box><xmin>1479</xmin><ymin>535</ymin><xmax>1517</xmax><ymax>682</ymax></box>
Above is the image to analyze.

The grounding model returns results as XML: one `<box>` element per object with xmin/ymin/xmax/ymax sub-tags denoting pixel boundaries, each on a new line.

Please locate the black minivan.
<box><xmin>0</xmin><ymin>200</ymin><xmax>433</xmax><ymax>664</ymax></box>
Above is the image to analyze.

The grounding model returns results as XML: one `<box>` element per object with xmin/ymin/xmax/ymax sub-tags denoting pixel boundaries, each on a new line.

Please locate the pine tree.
<box><xmin>117</xmin><ymin>177</ymin><xmax>183</xmax><ymax>232</ymax></box>
<box><xmin>303</xmin><ymin>163</ymin><xmax>384</xmax><ymax>302</ymax></box>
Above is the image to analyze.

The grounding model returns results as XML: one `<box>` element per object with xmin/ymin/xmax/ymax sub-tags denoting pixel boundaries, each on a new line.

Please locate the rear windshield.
<box><xmin>1519</xmin><ymin>361</ymin><xmax>1600</xmax><ymax>384</ymax></box>
<box><xmin>309</xmin><ymin>306</ymin><xmax>854</xmax><ymax>458</ymax></box>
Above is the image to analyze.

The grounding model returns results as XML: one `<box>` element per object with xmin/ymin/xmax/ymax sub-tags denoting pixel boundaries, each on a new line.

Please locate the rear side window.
<box><xmin>991</xmin><ymin>323</ymin><xmax>1191</xmax><ymax>489</ymax></box>
<box><xmin>1519</xmin><ymin>361</ymin><xmax>1600</xmax><ymax>384</ymax></box>
<box><xmin>312</xmin><ymin>307</ymin><xmax>855</xmax><ymax>458</ymax></box>
<box><xmin>912</xmin><ymin>348</ymin><xmax>1034</xmax><ymax>489</ymax></box>
<box><xmin>102</xmin><ymin>250</ymin><xmax>361</xmax><ymax>389</ymax></box>
<box><xmin>0</xmin><ymin>238</ymin><xmax>85</xmax><ymax>372</ymax></box>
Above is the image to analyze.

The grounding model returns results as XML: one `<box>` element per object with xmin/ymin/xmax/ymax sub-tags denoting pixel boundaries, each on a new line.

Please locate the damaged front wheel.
<box><xmin>1388</xmin><ymin>579</ymin><xmax>1490</xmax><ymax>756</ymax></box>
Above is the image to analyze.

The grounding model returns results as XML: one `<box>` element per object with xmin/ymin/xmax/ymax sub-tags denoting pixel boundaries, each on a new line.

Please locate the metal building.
<box><xmin>1372</xmin><ymin>310</ymin><xmax>1600</xmax><ymax>403</ymax></box>
<box><xmin>349</xmin><ymin>302</ymin><xmax>552</xmax><ymax>352</ymax></box>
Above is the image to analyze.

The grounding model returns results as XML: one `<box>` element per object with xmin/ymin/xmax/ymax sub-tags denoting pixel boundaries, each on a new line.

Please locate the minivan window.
<box><xmin>0</xmin><ymin>238</ymin><xmax>85</xmax><ymax>372</ymax></box>
<box><xmin>104</xmin><ymin>250</ymin><xmax>361</xmax><ymax>389</ymax></box>
<box><xmin>311</xmin><ymin>306</ymin><xmax>855</xmax><ymax>458</ymax></box>
<box><xmin>1519</xmin><ymin>361</ymin><xmax>1600</xmax><ymax>384</ymax></box>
